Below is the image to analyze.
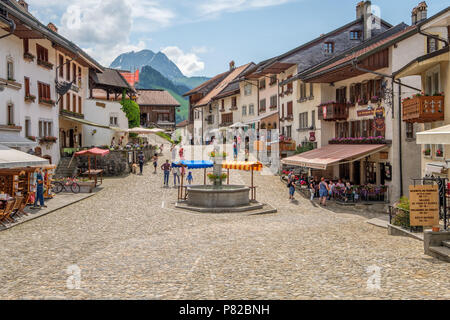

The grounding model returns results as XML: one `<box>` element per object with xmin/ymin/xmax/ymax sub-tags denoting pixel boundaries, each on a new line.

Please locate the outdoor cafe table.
<box><xmin>81</xmin><ymin>169</ymin><xmax>103</xmax><ymax>187</ymax></box>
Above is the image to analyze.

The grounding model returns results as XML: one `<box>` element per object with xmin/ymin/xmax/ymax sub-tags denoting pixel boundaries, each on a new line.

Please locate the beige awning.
<box><xmin>61</xmin><ymin>115</ymin><xmax>112</xmax><ymax>130</ymax></box>
<box><xmin>417</xmin><ymin>125</ymin><xmax>450</xmax><ymax>145</ymax></box>
<box><xmin>395</xmin><ymin>48</ymin><xmax>449</xmax><ymax>78</ymax></box>
<box><xmin>425</xmin><ymin>162</ymin><xmax>447</xmax><ymax>175</ymax></box>
<box><xmin>282</xmin><ymin>144</ymin><xmax>388</xmax><ymax>170</ymax></box>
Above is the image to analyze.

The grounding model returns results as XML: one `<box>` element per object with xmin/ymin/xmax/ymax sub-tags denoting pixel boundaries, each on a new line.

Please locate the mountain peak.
<box><xmin>110</xmin><ymin>49</ymin><xmax>183</xmax><ymax>80</ymax></box>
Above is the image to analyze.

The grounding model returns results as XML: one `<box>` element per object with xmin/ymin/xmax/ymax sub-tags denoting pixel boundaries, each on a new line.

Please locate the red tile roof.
<box><xmin>136</xmin><ymin>89</ymin><xmax>180</xmax><ymax>107</ymax></box>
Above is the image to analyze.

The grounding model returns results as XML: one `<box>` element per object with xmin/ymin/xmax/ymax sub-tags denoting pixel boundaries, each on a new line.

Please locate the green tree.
<box><xmin>120</xmin><ymin>93</ymin><xmax>140</xmax><ymax>128</ymax></box>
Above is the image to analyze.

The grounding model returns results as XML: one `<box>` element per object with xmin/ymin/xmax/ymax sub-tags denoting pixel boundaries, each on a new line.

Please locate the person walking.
<box><xmin>187</xmin><ymin>171</ymin><xmax>194</xmax><ymax>185</ymax></box>
<box><xmin>309</xmin><ymin>179</ymin><xmax>316</xmax><ymax>201</ymax></box>
<box><xmin>233</xmin><ymin>137</ymin><xmax>238</xmax><ymax>160</ymax></box>
<box><xmin>319</xmin><ymin>177</ymin><xmax>330</xmax><ymax>206</ymax></box>
<box><xmin>179</xmin><ymin>146</ymin><xmax>184</xmax><ymax>160</ymax></box>
<box><xmin>161</xmin><ymin>160</ymin><xmax>171</xmax><ymax>187</ymax></box>
<box><xmin>33</xmin><ymin>168</ymin><xmax>46</xmax><ymax>209</ymax></box>
<box><xmin>153</xmin><ymin>155</ymin><xmax>158</xmax><ymax>174</ymax></box>
<box><xmin>287</xmin><ymin>176</ymin><xmax>296</xmax><ymax>200</ymax></box>
<box><xmin>138</xmin><ymin>151</ymin><xmax>145</xmax><ymax>175</ymax></box>
<box><xmin>172</xmin><ymin>165</ymin><xmax>180</xmax><ymax>187</ymax></box>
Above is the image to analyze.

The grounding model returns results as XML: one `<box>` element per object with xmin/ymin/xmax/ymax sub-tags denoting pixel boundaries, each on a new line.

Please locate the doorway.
<box><xmin>353</xmin><ymin>161</ymin><xmax>361</xmax><ymax>185</ymax></box>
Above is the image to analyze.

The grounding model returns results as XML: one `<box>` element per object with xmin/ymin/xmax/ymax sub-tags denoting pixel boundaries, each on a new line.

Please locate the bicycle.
<box><xmin>52</xmin><ymin>177</ymin><xmax>81</xmax><ymax>194</ymax></box>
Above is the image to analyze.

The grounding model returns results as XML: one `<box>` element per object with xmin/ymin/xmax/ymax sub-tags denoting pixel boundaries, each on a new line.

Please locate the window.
<box><xmin>73</xmin><ymin>63</ymin><xmax>77</xmax><ymax>82</ymax></box>
<box><xmin>59</xmin><ymin>94</ymin><xmax>64</xmax><ymax>111</ymax></box>
<box><xmin>286</xmin><ymin>126</ymin><xmax>292</xmax><ymax>138</ymax></box>
<box><xmin>287</xmin><ymin>76</ymin><xmax>293</xmax><ymax>92</ymax></box>
<box><xmin>427</xmin><ymin>37</ymin><xmax>438</xmax><ymax>54</ymax></box>
<box><xmin>259</xmin><ymin>99</ymin><xmax>266</xmax><ymax>112</ymax></box>
<box><xmin>36</xmin><ymin>44</ymin><xmax>48</xmax><ymax>62</ymax></box>
<box><xmin>299</xmin><ymin>82</ymin><xmax>307</xmax><ymax>100</ymax></box>
<box><xmin>7</xmin><ymin>59</ymin><xmax>14</xmax><ymax>81</ymax></box>
<box><xmin>287</xmin><ymin>101</ymin><xmax>293</xmax><ymax>116</ymax></box>
<box><xmin>78</xmin><ymin>96</ymin><xmax>82</xmax><ymax>113</ymax></box>
<box><xmin>59</xmin><ymin>55</ymin><xmax>64</xmax><ymax>78</ymax></box>
<box><xmin>23</xmin><ymin>39</ymin><xmax>29</xmax><ymax>53</ymax></box>
<box><xmin>259</xmin><ymin>79</ymin><xmax>266</xmax><ymax>90</ymax></box>
<box><xmin>66</xmin><ymin>93</ymin><xmax>70</xmax><ymax>111</ymax></box>
<box><xmin>25</xmin><ymin>118</ymin><xmax>31</xmax><ymax>137</ymax></box>
<box><xmin>336</xmin><ymin>87</ymin><xmax>347</xmax><ymax>104</ymax></box>
<box><xmin>299</xmin><ymin>112</ymin><xmax>308</xmax><ymax>129</ymax></box>
<box><xmin>38</xmin><ymin>82</ymin><xmax>51</xmax><ymax>100</ymax></box>
<box><xmin>270</xmin><ymin>95</ymin><xmax>277</xmax><ymax>108</ymax></box>
<box><xmin>231</xmin><ymin>97</ymin><xmax>237</xmax><ymax>108</ymax></box>
<box><xmin>350</xmin><ymin>30</ymin><xmax>361</xmax><ymax>40</ymax></box>
<box><xmin>244</xmin><ymin>84</ymin><xmax>252</xmax><ymax>96</ymax></box>
<box><xmin>436</xmin><ymin>144</ymin><xmax>444</xmax><ymax>158</ymax></box>
<box><xmin>311</xmin><ymin>110</ymin><xmax>316</xmax><ymax>128</ymax></box>
<box><xmin>222</xmin><ymin>113</ymin><xmax>233</xmax><ymax>124</ymax></box>
<box><xmin>73</xmin><ymin>94</ymin><xmax>77</xmax><ymax>112</ymax></box>
<box><xmin>249</xmin><ymin>104</ymin><xmax>255</xmax><ymax>115</ymax></box>
<box><xmin>309</xmin><ymin>83</ymin><xmax>314</xmax><ymax>98</ymax></box>
<box><xmin>110</xmin><ymin>115</ymin><xmax>118</xmax><ymax>126</ymax></box>
<box><xmin>324</xmin><ymin>42</ymin><xmax>334</xmax><ymax>54</ymax></box>
<box><xmin>425</xmin><ymin>69</ymin><xmax>440</xmax><ymax>95</ymax></box>
<box><xmin>406</xmin><ymin>122</ymin><xmax>414</xmax><ymax>139</ymax></box>
<box><xmin>66</xmin><ymin>59</ymin><xmax>71</xmax><ymax>81</ymax></box>
<box><xmin>242</xmin><ymin>105</ymin><xmax>247</xmax><ymax>116</ymax></box>
<box><xmin>269</xmin><ymin>75</ymin><xmax>277</xmax><ymax>86</ymax></box>
<box><xmin>221</xmin><ymin>99</ymin><xmax>225</xmax><ymax>110</ymax></box>
<box><xmin>78</xmin><ymin>67</ymin><xmax>82</xmax><ymax>86</ymax></box>
<box><xmin>24</xmin><ymin>77</ymin><xmax>30</xmax><ymax>96</ymax></box>
<box><xmin>38</xmin><ymin>120</ymin><xmax>53</xmax><ymax>138</ymax></box>
<box><xmin>7</xmin><ymin>104</ymin><xmax>14</xmax><ymax>125</ymax></box>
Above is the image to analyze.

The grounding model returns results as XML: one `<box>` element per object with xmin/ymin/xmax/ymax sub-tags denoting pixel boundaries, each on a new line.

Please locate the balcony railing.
<box><xmin>317</xmin><ymin>102</ymin><xmax>348</xmax><ymax>121</ymax></box>
<box><xmin>402</xmin><ymin>95</ymin><xmax>445</xmax><ymax>123</ymax></box>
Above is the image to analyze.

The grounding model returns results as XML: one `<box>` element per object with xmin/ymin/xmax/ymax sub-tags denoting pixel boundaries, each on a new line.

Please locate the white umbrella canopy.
<box><xmin>127</xmin><ymin>127</ymin><xmax>164</xmax><ymax>134</ymax></box>
<box><xmin>0</xmin><ymin>144</ymin><xmax>48</xmax><ymax>169</ymax></box>
<box><xmin>229</xmin><ymin>122</ymin><xmax>249</xmax><ymax>128</ymax></box>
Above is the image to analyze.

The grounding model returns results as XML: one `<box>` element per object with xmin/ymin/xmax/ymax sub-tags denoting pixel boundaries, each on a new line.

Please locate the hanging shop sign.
<box><xmin>384</xmin><ymin>162</ymin><xmax>392</xmax><ymax>181</ymax></box>
<box><xmin>309</xmin><ymin>132</ymin><xmax>316</xmax><ymax>142</ymax></box>
<box><xmin>409</xmin><ymin>185</ymin><xmax>440</xmax><ymax>227</ymax></box>
<box><xmin>373</xmin><ymin>106</ymin><xmax>386</xmax><ymax>133</ymax></box>
<box><xmin>357</xmin><ymin>108</ymin><xmax>374</xmax><ymax>117</ymax></box>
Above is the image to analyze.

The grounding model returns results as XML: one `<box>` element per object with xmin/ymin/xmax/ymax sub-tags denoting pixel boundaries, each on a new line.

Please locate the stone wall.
<box><xmin>76</xmin><ymin>146</ymin><xmax>157</xmax><ymax>176</ymax></box>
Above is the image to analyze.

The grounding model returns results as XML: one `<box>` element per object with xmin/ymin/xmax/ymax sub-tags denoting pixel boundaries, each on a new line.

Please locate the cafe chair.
<box><xmin>0</xmin><ymin>200</ymin><xmax>15</xmax><ymax>226</ymax></box>
<box><xmin>10</xmin><ymin>196</ymin><xmax>24</xmax><ymax>220</ymax></box>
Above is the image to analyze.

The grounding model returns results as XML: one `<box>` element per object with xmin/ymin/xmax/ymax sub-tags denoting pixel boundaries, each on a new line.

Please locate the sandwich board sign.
<box><xmin>409</xmin><ymin>185</ymin><xmax>440</xmax><ymax>227</ymax></box>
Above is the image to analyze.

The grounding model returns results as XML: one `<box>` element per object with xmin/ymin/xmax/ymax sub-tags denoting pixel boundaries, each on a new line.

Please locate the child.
<box><xmin>153</xmin><ymin>156</ymin><xmax>158</xmax><ymax>174</ymax></box>
<box><xmin>187</xmin><ymin>171</ymin><xmax>194</xmax><ymax>185</ymax></box>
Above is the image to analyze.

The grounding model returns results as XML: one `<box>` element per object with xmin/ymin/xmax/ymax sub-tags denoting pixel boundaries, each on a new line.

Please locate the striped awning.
<box><xmin>222</xmin><ymin>161</ymin><xmax>263</xmax><ymax>171</ymax></box>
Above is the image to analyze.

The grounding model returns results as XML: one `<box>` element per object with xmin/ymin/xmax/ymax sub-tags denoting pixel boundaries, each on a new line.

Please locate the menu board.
<box><xmin>409</xmin><ymin>185</ymin><xmax>440</xmax><ymax>227</ymax></box>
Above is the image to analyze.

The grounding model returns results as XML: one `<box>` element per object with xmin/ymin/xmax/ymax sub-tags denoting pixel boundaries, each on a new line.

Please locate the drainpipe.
<box><xmin>397</xmin><ymin>80</ymin><xmax>404</xmax><ymax>197</ymax></box>
<box><xmin>417</xmin><ymin>26</ymin><xmax>449</xmax><ymax>48</ymax></box>
<box><xmin>0</xmin><ymin>14</ymin><xmax>16</xmax><ymax>40</ymax></box>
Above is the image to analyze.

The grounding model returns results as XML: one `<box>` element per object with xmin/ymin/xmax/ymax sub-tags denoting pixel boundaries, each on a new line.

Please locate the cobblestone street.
<box><xmin>0</xmin><ymin>147</ymin><xmax>448</xmax><ymax>300</ymax></box>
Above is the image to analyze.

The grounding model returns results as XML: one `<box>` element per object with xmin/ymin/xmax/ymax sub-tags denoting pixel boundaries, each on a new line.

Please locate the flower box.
<box><xmin>37</xmin><ymin>59</ymin><xmax>53</xmax><ymax>70</ymax></box>
<box><xmin>39</xmin><ymin>136</ymin><xmax>57</xmax><ymax>144</ymax></box>
<box><xmin>436</xmin><ymin>149</ymin><xmax>444</xmax><ymax>158</ymax></box>
<box><xmin>23</xmin><ymin>52</ymin><xmax>35</xmax><ymax>61</ymax></box>
<box><xmin>24</xmin><ymin>94</ymin><xmax>36</xmax><ymax>103</ymax></box>
<box><xmin>39</xmin><ymin>98</ymin><xmax>55</xmax><ymax>106</ymax></box>
<box><xmin>27</xmin><ymin>136</ymin><xmax>37</xmax><ymax>142</ymax></box>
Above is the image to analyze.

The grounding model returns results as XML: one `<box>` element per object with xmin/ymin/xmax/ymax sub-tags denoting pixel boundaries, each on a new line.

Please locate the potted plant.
<box><xmin>370</xmin><ymin>95</ymin><xmax>380</xmax><ymax>103</ymax></box>
<box><xmin>25</xmin><ymin>94</ymin><xmax>36</xmax><ymax>103</ymax></box>
<box><xmin>436</xmin><ymin>148</ymin><xmax>443</xmax><ymax>157</ymax></box>
<box><xmin>23</xmin><ymin>52</ymin><xmax>35</xmax><ymax>61</ymax></box>
<box><xmin>423</xmin><ymin>148</ymin><xmax>431</xmax><ymax>156</ymax></box>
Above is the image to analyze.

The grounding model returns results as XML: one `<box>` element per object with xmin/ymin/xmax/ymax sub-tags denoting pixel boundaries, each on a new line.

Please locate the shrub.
<box><xmin>120</xmin><ymin>97</ymin><xmax>140</xmax><ymax>128</ymax></box>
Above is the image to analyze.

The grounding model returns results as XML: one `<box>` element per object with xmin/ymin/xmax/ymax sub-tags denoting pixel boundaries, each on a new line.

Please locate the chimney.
<box><xmin>17</xmin><ymin>0</ymin><xmax>29</xmax><ymax>12</ymax></box>
<box><xmin>412</xmin><ymin>1</ymin><xmax>428</xmax><ymax>25</ymax></box>
<box><xmin>229</xmin><ymin>60</ymin><xmax>235</xmax><ymax>71</ymax></box>
<box><xmin>356</xmin><ymin>1</ymin><xmax>365</xmax><ymax>20</ymax></box>
<box><xmin>362</xmin><ymin>1</ymin><xmax>373</xmax><ymax>41</ymax></box>
<box><xmin>47</xmin><ymin>22</ymin><xmax>58</xmax><ymax>33</ymax></box>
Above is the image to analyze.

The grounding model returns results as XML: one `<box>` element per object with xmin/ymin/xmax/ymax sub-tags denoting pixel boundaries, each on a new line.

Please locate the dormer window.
<box><xmin>350</xmin><ymin>31</ymin><xmax>361</xmax><ymax>40</ymax></box>
<box><xmin>324</xmin><ymin>42</ymin><xmax>335</xmax><ymax>54</ymax></box>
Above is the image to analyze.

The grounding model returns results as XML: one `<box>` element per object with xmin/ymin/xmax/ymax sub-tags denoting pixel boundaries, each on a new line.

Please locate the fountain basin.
<box><xmin>187</xmin><ymin>185</ymin><xmax>250</xmax><ymax>208</ymax></box>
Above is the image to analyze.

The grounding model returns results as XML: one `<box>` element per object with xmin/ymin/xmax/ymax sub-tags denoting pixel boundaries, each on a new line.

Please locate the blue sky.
<box><xmin>28</xmin><ymin>0</ymin><xmax>449</xmax><ymax>77</ymax></box>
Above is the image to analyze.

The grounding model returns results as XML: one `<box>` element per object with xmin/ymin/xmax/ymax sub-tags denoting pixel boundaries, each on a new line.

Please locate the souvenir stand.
<box><xmin>221</xmin><ymin>161</ymin><xmax>263</xmax><ymax>201</ymax></box>
<box><xmin>74</xmin><ymin>148</ymin><xmax>110</xmax><ymax>187</ymax></box>
<box><xmin>39</xmin><ymin>164</ymin><xmax>57</xmax><ymax>199</ymax></box>
<box><xmin>172</xmin><ymin>160</ymin><xmax>214</xmax><ymax>200</ymax></box>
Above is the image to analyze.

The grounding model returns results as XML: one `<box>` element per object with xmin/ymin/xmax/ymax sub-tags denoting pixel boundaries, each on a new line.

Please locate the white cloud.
<box><xmin>198</xmin><ymin>0</ymin><xmax>294</xmax><ymax>16</ymax></box>
<box><xmin>161</xmin><ymin>46</ymin><xmax>205</xmax><ymax>76</ymax></box>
